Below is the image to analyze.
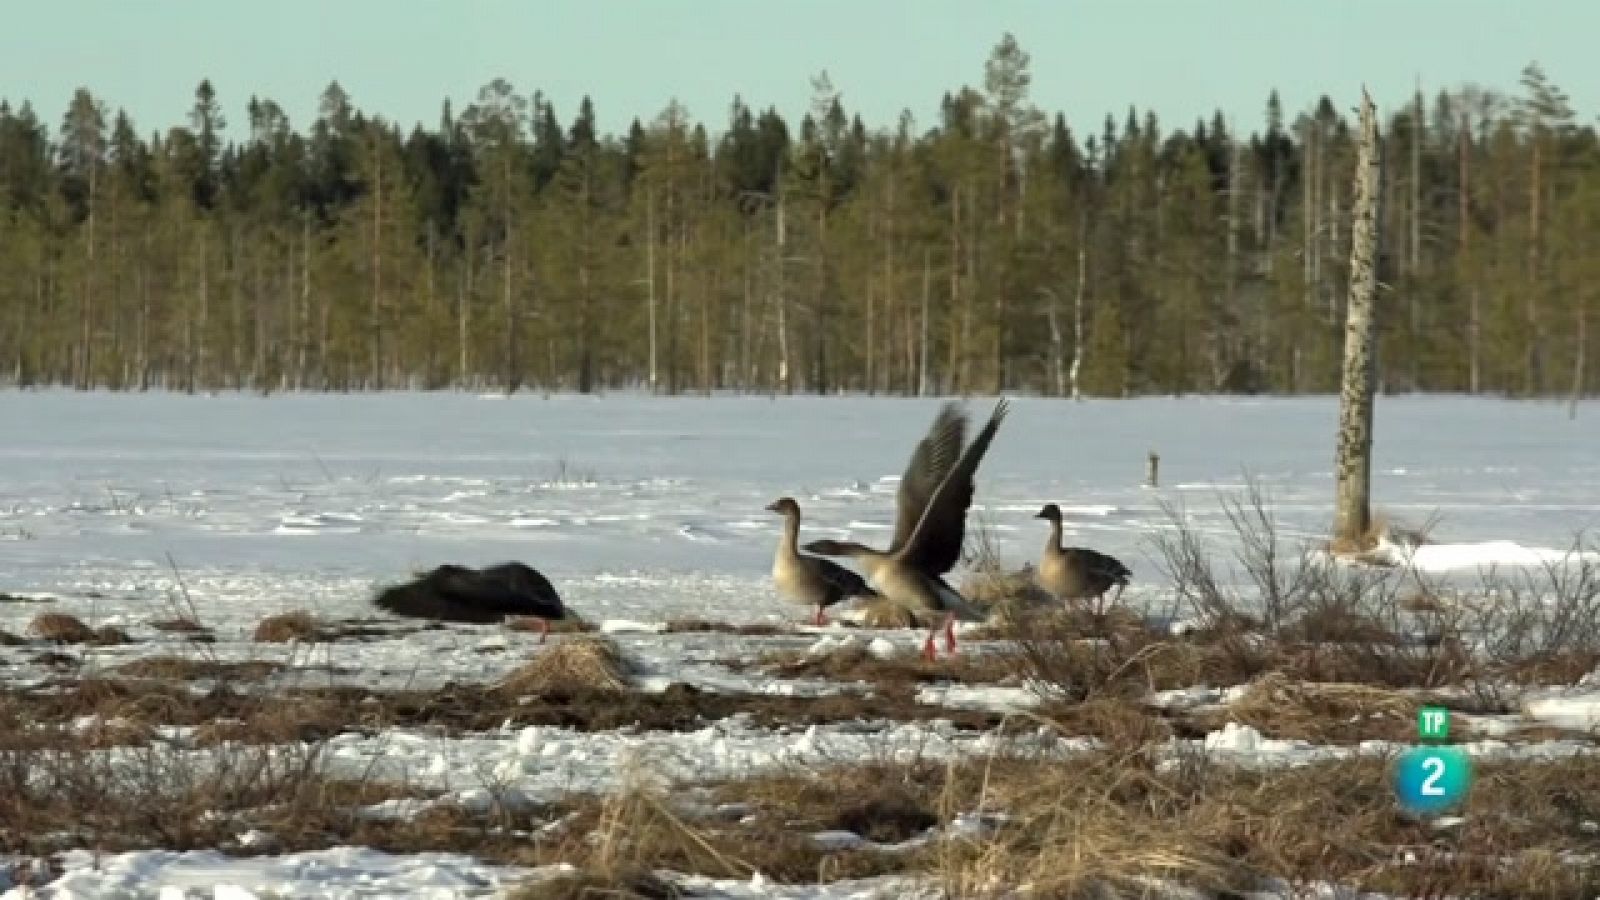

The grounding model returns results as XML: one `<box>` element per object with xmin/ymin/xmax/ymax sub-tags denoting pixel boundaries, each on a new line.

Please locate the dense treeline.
<box><xmin>0</xmin><ymin>35</ymin><xmax>1594</xmax><ymax>397</ymax></box>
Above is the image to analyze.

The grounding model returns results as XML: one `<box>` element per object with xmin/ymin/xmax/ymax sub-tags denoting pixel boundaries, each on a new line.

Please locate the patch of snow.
<box><xmin>1376</xmin><ymin>537</ymin><xmax>1599</xmax><ymax>572</ymax></box>
<box><xmin>1</xmin><ymin>846</ymin><xmax>527</xmax><ymax>899</ymax></box>
<box><xmin>1148</xmin><ymin>685</ymin><xmax>1226</xmax><ymax>711</ymax></box>
<box><xmin>915</xmin><ymin>684</ymin><xmax>1047</xmax><ymax>714</ymax></box>
<box><xmin>1522</xmin><ymin>686</ymin><xmax>1600</xmax><ymax>731</ymax></box>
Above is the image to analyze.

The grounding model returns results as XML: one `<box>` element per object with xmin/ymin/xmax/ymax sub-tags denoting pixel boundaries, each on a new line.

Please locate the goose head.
<box><xmin>1034</xmin><ymin>503</ymin><xmax>1064</xmax><ymax>523</ymax></box>
<box><xmin>765</xmin><ymin>496</ymin><xmax>801</xmax><ymax>516</ymax></box>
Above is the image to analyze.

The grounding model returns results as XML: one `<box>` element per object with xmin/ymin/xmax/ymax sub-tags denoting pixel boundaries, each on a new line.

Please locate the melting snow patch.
<box><xmin>1</xmin><ymin>846</ymin><xmax>528</xmax><ymax>899</ymax></box>
<box><xmin>915</xmin><ymin>684</ymin><xmax>1045</xmax><ymax>714</ymax></box>
<box><xmin>599</xmin><ymin>619</ymin><xmax>668</xmax><ymax>634</ymax></box>
<box><xmin>1523</xmin><ymin>686</ymin><xmax>1600</xmax><ymax>731</ymax></box>
<box><xmin>866</xmin><ymin>637</ymin><xmax>900</xmax><ymax>660</ymax></box>
<box><xmin>1376</xmin><ymin>538</ymin><xmax>1599</xmax><ymax>572</ymax></box>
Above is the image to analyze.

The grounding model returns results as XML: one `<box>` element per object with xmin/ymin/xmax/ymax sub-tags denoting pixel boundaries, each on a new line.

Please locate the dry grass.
<box><xmin>855</xmin><ymin>597</ymin><xmax>927</xmax><ymax>629</ymax></box>
<box><xmin>150</xmin><ymin>617</ymin><xmax>211</xmax><ymax>635</ymax></box>
<box><xmin>508</xmin><ymin>613</ymin><xmax>595</xmax><ymax>636</ymax></box>
<box><xmin>1039</xmin><ymin>695</ymin><xmax>1178</xmax><ymax>747</ymax></box>
<box><xmin>959</xmin><ymin>564</ymin><xmax>1054</xmax><ymax>610</ymax></box>
<box><xmin>664</xmin><ymin>618</ymin><xmax>794</xmax><ymax>636</ymax></box>
<box><xmin>755</xmin><ymin>640</ymin><xmax>1023</xmax><ymax>698</ymax></box>
<box><xmin>499</xmin><ymin>636</ymin><xmax>634</xmax><ymax>695</ymax></box>
<box><xmin>514</xmin><ymin>777</ymin><xmax>915</xmax><ymax>891</ymax></box>
<box><xmin>109</xmin><ymin>656</ymin><xmax>285</xmax><ymax>683</ymax></box>
<box><xmin>253</xmin><ymin>610</ymin><xmax>321</xmax><ymax>643</ymax></box>
<box><xmin>26</xmin><ymin>612</ymin><xmax>96</xmax><ymax>643</ymax></box>
<box><xmin>1202</xmin><ymin>672</ymin><xmax>1422</xmax><ymax>743</ymax></box>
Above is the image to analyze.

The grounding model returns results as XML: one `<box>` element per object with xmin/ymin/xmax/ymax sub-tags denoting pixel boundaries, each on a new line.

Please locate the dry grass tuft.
<box><xmin>664</xmin><ymin>618</ymin><xmax>793</xmax><ymax>636</ymax></box>
<box><xmin>1212</xmin><ymin>671</ymin><xmax>1421</xmax><ymax>742</ymax></box>
<box><xmin>26</xmin><ymin>612</ymin><xmax>95</xmax><ymax>644</ymax></box>
<box><xmin>757</xmin><ymin>640</ymin><xmax>1020</xmax><ymax>696</ymax></box>
<box><xmin>91</xmin><ymin>625</ymin><xmax>130</xmax><ymax>645</ymax></box>
<box><xmin>960</xmin><ymin>564</ymin><xmax>1054</xmax><ymax>611</ymax></box>
<box><xmin>508</xmin><ymin>867</ymin><xmax>684</xmax><ymax>899</ymax></box>
<box><xmin>509</xmin><ymin>613</ymin><xmax>594</xmax><ymax>636</ymax></box>
<box><xmin>253</xmin><ymin>610</ymin><xmax>321</xmax><ymax>643</ymax></box>
<box><xmin>856</xmin><ymin>597</ymin><xmax>926</xmax><ymax>629</ymax></box>
<box><xmin>499</xmin><ymin>636</ymin><xmax>634</xmax><ymax>695</ymax></box>
<box><xmin>150</xmin><ymin>617</ymin><xmax>210</xmax><ymax>634</ymax></box>
<box><xmin>110</xmin><ymin>656</ymin><xmax>285</xmax><ymax>683</ymax></box>
<box><xmin>1041</xmin><ymin>695</ymin><xmax>1176</xmax><ymax>746</ymax></box>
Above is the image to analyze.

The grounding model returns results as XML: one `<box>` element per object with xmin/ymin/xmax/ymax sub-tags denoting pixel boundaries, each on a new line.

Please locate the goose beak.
<box><xmin>764</xmin><ymin>501</ymin><xmax>781</xmax><ymax>513</ymax></box>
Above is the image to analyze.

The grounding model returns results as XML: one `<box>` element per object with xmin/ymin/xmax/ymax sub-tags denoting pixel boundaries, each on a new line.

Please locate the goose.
<box><xmin>1032</xmin><ymin>503</ymin><xmax>1132</xmax><ymax>609</ymax></box>
<box><xmin>372</xmin><ymin>562</ymin><xmax>567</xmax><ymax>642</ymax></box>
<box><xmin>805</xmin><ymin>398</ymin><xmax>1009</xmax><ymax>661</ymax></box>
<box><xmin>766</xmin><ymin>496</ymin><xmax>879</xmax><ymax>626</ymax></box>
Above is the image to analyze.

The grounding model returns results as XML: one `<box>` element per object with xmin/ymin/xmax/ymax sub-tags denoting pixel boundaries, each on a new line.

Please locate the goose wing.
<box><xmin>808</xmin><ymin>555</ymin><xmax>876</xmax><ymax>599</ymax></box>
<box><xmin>888</xmin><ymin>402</ymin><xmax>967</xmax><ymax>555</ymax></box>
<box><xmin>898</xmin><ymin>398</ymin><xmax>1010</xmax><ymax>576</ymax></box>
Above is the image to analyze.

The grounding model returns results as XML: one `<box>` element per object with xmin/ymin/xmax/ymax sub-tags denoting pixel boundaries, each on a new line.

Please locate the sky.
<box><xmin>2</xmin><ymin>0</ymin><xmax>1593</xmax><ymax>141</ymax></box>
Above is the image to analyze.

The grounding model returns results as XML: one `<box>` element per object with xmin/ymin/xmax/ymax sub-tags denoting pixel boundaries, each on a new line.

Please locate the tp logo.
<box><xmin>1393</xmin><ymin>706</ymin><xmax>1471</xmax><ymax>817</ymax></box>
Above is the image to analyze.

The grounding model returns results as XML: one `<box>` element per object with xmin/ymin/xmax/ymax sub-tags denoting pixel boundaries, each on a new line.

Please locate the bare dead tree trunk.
<box><xmin>1333</xmin><ymin>89</ymin><xmax>1384</xmax><ymax>551</ymax></box>
<box><xmin>879</xmin><ymin>176</ymin><xmax>896</xmax><ymax>395</ymax></box>
<box><xmin>1409</xmin><ymin>88</ymin><xmax>1422</xmax><ymax>274</ymax></box>
<box><xmin>1046</xmin><ymin>290</ymin><xmax>1065</xmax><ymax>398</ymax></box>
<box><xmin>1571</xmin><ymin>293</ymin><xmax>1587</xmax><ymax>420</ymax></box>
<box><xmin>739</xmin><ymin>222</ymin><xmax>753</xmax><ymax>389</ymax></box>
<box><xmin>78</xmin><ymin>161</ymin><xmax>96</xmax><ymax>389</ymax></box>
<box><xmin>1527</xmin><ymin>135</ymin><xmax>1543</xmax><ymax>394</ymax></box>
<box><xmin>1070</xmin><ymin>228</ymin><xmax>1087</xmax><ymax>402</ymax></box>
<box><xmin>297</xmin><ymin>211</ymin><xmax>311</xmax><ymax>389</ymax></box>
<box><xmin>1223</xmin><ymin>136</ymin><xmax>1242</xmax><ymax>388</ymax></box>
<box><xmin>774</xmin><ymin>191</ymin><xmax>791</xmax><ymax>395</ymax></box>
<box><xmin>918</xmin><ymin>247</ymin><xmax>931</xmax><ymax>397</ymax></box>
<box><xmin>458</xmin><ymin>247</ymin><xmax>472</xmax><ymax>387</ymax></box>
<box><xmin>646</xmin><ymin>188</ymin><xmax>659</xmax><ymax>393</ymax></box>
<box><xmin>501</xmin><ymin>154</ymin><xmax>518</xmax><ymax>394</ymax></box>
<box><xmin>1459</xmin><ymin>115</ymin><xmax>1479</xmax><ymax>394</ymax></box>
<box><xmin>370</xmin><ymin>139</ymin><xmax>383</xmax><ymax>389</ymax></box>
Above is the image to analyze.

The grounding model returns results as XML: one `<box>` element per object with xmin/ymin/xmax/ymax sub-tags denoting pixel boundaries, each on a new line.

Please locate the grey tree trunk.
<box><xmin>1070</xmin><ymin>230</ymin><xmax>1086</xmax><ymax>402</ymax></box>
<box><xmin>774</xmin><ymin>191</ymin><xmax>790</xmax><ymax>395</ymax></box>
<box><xmin>646</xmin><ymin>188</ymin><xmax>659</xmax><ymax>393</ymax></box>
<box><xmin>1333</xmin><ymin>89</ymin><xmax>1384</xmax><ymax>551</ymax></box>
<box><xmin>917</xmin><ymin>248</ymin><xmax>931</xmax><ymax>397</ymax></box>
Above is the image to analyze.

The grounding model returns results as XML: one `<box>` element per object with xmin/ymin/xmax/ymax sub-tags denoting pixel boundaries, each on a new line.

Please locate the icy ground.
<box><xmin>4</xmin><ymin>391</ymin><xmax>1596</xmax><ymax>618</ymax></box>
<box><xmin>1</xmin><ymin>390</ymin><xmax>1598</xmax><ymax>898</ymax></box>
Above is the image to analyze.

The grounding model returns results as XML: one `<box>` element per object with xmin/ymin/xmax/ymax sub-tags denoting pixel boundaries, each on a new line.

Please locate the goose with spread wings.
<box><xmin>805</xmin><ymin>398</ymin><xmax>1009</xmax><ymax>661</ymax></box>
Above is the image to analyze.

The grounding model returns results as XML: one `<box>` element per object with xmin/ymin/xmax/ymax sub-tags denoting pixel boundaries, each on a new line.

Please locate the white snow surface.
<box><xmin>2</xmin><ymin>391</ymin><xmax>1598</xmax><ymax>897</ymax></box>
<box><xmin>3</xmin><ymin>392</ymin><xmax>1596</xmax><ymax>635</ymax></box>
<box><xmin>0</xmin><ymin>846</ymin><xmax>526</xmax><ymax>899</ymax></box>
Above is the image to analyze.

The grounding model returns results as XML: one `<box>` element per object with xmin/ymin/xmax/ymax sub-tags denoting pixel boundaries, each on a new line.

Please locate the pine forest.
<box><xmin>0</xmin><ymin>35</ymin><xmax>1592</xmax><ymax>399</ymax></box>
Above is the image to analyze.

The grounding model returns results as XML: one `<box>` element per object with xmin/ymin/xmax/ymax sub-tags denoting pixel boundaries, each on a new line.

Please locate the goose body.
<box><xmin>766</xmin><ymin>497</ymin><xmax>878</xmax><ymax>625</ymax></box>
<box><xmin>1033</xmin><ymin>504</ymin><xmax>1132</xmax><ymax>606</ymax></box>
<box><xmin>806</xmin><ymin>398</ymin><xmax>1009</xmax><ymax>660</ymax></box>
<box><xmin>372</xmin><ymin>562</ymin><xmax>566</xmax><ymax>642</ymax></box>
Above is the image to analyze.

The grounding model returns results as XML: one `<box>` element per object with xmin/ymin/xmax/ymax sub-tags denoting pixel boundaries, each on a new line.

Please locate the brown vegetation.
<box><xmin>253</xmin><ymin>611</ymin><xmax>321</xmax><ymax>643</ymax></box>
<box><xmin>26</xmin><ymin>613</ymin><xmax>96</xmax><ymax>644</ymax></box>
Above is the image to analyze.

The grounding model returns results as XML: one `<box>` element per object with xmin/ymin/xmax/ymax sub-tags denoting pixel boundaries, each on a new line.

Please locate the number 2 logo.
<box><xmin>1420</xmin><ymin>755</ymin><xmax>1446</xmax><ymax>796</ymax></box>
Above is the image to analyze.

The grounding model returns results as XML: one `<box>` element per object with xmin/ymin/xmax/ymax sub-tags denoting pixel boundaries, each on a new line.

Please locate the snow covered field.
<box><xmin>2</xmin><ymin>390</ymin><xmax>1599</xmax><ymax>899</ymax></box>
<box><xmin>3</xmin><ymin>390</ymin><xmax>1596</xmax><ymax>616</ymax></box>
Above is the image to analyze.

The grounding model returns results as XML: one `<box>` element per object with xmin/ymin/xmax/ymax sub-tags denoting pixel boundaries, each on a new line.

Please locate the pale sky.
<box><xmin>3</xmin><ymin>0</ymin><xmax>1593</xmax><ymax>140</ymax></box>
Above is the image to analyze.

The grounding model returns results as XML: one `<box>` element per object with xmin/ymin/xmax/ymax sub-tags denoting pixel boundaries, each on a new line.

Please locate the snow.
<box><xmin>1375</xmin><ymin>537</ymin><xmax>1600</xmax><ymax>572</ymax></box>
<box><xmin>1</xmin><ymin>846</ymin><xmax>527</xmax><ymax>899</ymax></box>
<box><xmin>1</xmin><ymin>391</ymin><xmax>1597</xmax><ymax>896</ymax></box>
<box><xmin>314</xmin><ymin>716</ymin><xmax>1076</xmax><ymax>804</ymax></box>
